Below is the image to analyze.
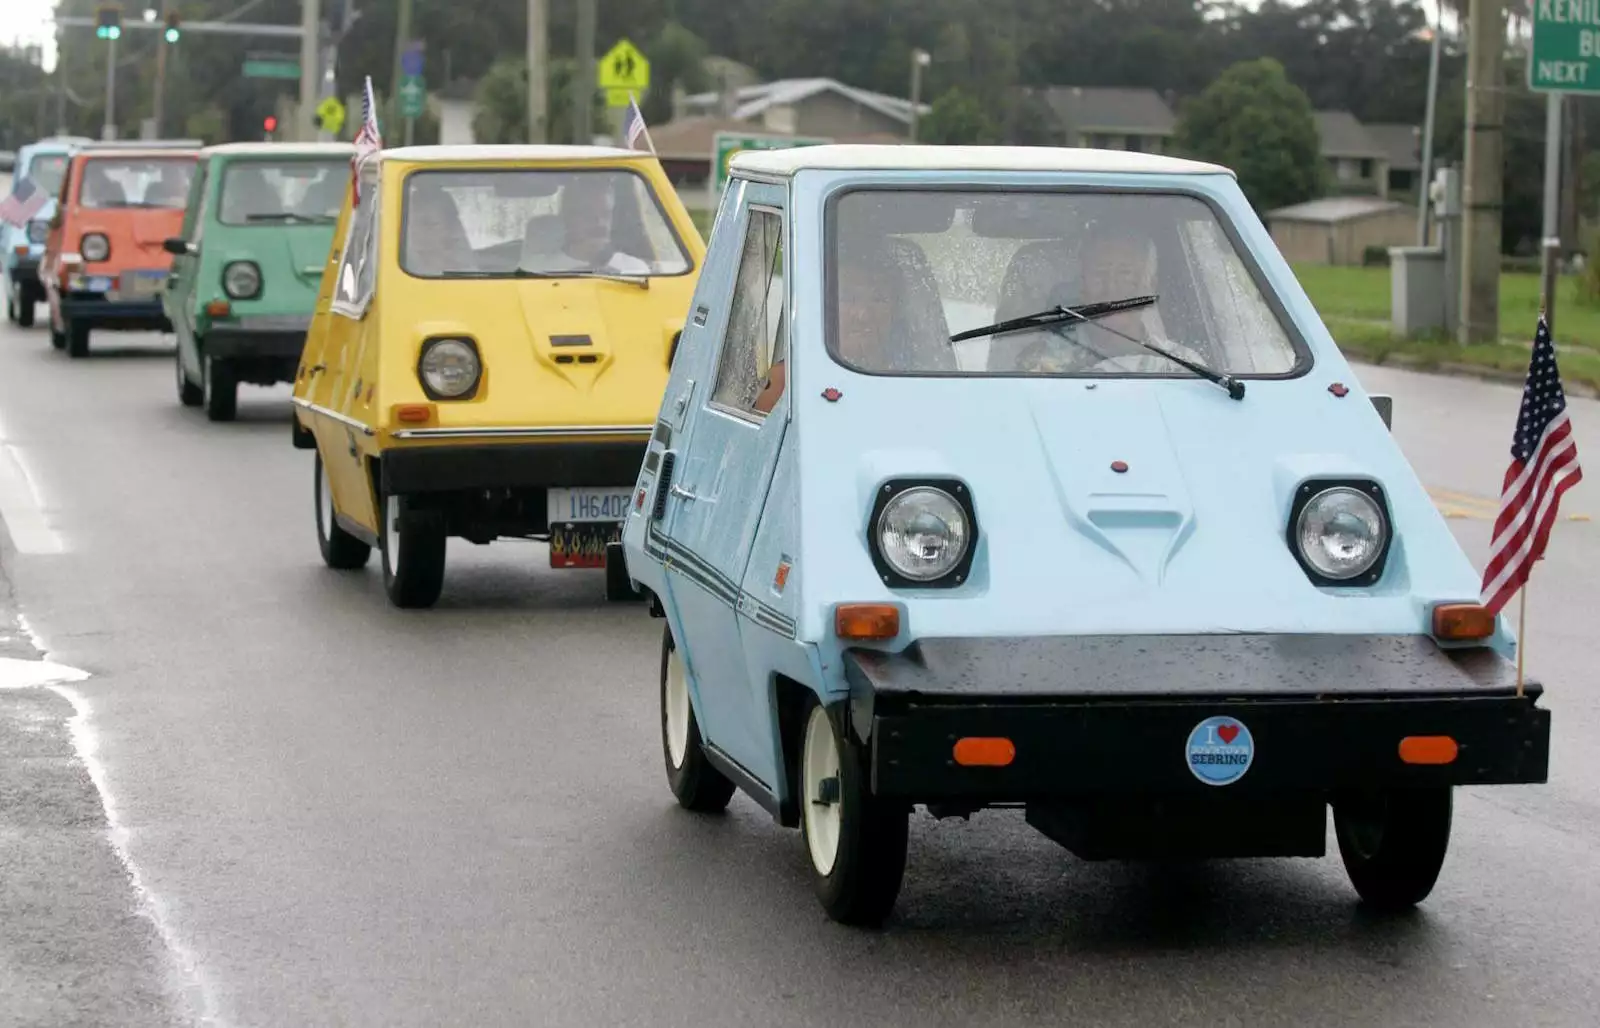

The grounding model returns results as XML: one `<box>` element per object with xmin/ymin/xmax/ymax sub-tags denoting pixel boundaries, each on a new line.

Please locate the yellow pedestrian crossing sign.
<box><xmin>315</xmin><ymin>96</ymin><xmax>346</xmax><ymax>136</ymax></box>
<box><xmin>598</xmin><ymin>39</ymin><xmax>650</xmax><ymax>94</ymax></box>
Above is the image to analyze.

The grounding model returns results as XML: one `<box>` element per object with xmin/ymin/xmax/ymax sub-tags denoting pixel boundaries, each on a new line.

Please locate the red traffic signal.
<box><xmin>263</xmin><ymin>115</ymin><xmax>278</xmax><ymax>133</ymax></box>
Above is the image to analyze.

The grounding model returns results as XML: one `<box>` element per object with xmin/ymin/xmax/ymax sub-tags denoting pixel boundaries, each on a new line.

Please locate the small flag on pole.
<box><xmin>1480</xmin><ymin>314</ymin><xmax>1583</xmax><ymax>617</ymax></box>
<box><xmin>622</xmin><ymin>93</ymin><xmax>655</xmax><ymax>154</ymax></box>
<box><xmin>351</xmin><ymin>76</ymin><xmax>383</xmax><ymax>203</ymax></box>
<box><xmin>0</xmin><ymin>178</ymin><xmax>48</xmax><ymax>228</ymax></box>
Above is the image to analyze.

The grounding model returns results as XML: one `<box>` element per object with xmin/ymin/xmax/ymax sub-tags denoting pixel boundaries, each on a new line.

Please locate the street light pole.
<box><xmin>102</xmin><ymin>35</ymin><xmax>117</xmax><ymax>140</ymax></box>
<box><xmin>575</xmin><ymin>0</ymin><xmax>596</xmax><ymax>145</ymax></box>
<box><xmin>1416</xmin><ymin>7</ymin><xmax>1442</xmax><ymax>246</ymax></box>
<box><xmin>909</xmin><ymin>49</ymin><xmax>930</xmax><ymax>142</ymax></box>
<box><xmin>527</xmin><ymin>0</ymin><xmax>548</xmax><ymax>143</ymax></box>
<box><xmin>153</xmin><ymin>0</ymin><xmax>171</xmax><ymax>137</ymax></box>
<box><xmin>299</xmin><ymin>0</ymin><xmax>321</xmax><ymax>142</ymax></box>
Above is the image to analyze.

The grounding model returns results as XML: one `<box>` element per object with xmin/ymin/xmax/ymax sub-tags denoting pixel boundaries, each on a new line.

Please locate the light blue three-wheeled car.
<box><xmin>3</xmin><ymin>136</ymin><xmax>92</xmax><ymax>328</ymax></box>
<box><xmin>621</xmin><ymin>144</ymin><xmax>1552</xmax><ymax>927</ymax></box>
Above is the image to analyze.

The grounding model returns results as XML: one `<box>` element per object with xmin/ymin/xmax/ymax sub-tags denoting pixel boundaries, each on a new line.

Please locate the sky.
<box><xmin>4</xmin><ymin>0</ymin><xmax>62</xmax><ymax>71</ymax></box>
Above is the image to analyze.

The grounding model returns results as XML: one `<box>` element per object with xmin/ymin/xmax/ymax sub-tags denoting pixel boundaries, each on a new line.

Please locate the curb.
<box><xmin>1341</xmin><ymin>348</ymin><xmax>1600</xmax><ymax>399</ymax></box>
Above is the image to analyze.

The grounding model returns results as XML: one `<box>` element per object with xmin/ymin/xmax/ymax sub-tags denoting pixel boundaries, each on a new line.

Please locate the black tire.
<box><xmin>176</xmin><ymin>347</ymin><xmax>202</xmax><ymax>407</ymax></box>
<box><xmin>605</xmin><ymin>542</ymin><xmax>644</xmax><ymax>602</ymax></box>
<box><xmin>660</xmin><ymin>625</ymin><xmax>736</xmax><ymax>813</ymax></box>
<box><xmin>66</xmin><ymin>318</ymin><xmax>90</xmax><ymax>358</ymax></box>
<box><xmin>314</xmin><ymin>454</ymin><xmax>372</xmax><ymax>570</ymax></box>
<box><xmin>800</xmin><ymin>698</ymin><xmax>909</xmax><ymax>927</ymax></box>
<box><xmin>5</xmin><ymin>291</ymin><xmax>15</xmax><ymax>324</ymax></box>
<box><xmin>49</xmin><ymin>312</ymin><xmax>66</xmax><ymax>349</ymax></box>
<box><xmin>379</xmin><ymin>489</ymin><xmax>446</xmax><ymax>608</ymax></box>
<box><xmin>1334</xmin><ymin>788</ymin><xmax>1453</xmax><ymax>911</ymax></box>
<box><xmin>16</xmin><ymin>295</ymin><xmax>35</xmax><ymax>327</ymax></box>
<box><xmin>203</xmin><ymin>355</ymin><xmax>238</xmax><ymax>422</ymax></box>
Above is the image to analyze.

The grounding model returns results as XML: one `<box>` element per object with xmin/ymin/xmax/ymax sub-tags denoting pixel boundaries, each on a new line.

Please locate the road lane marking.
<box><xmin>2</xmin><ymin>656</ymin><xmax>223</xmax><ymax>1026</ymax></box>
<box><xmin>1427</xmin><ymin>486</ymin><xmax>1589</xmax><ymax>522</ymax></box>
<box><xmin>0</xmin><ymin>424</ymin><xmax>65</xmax><ymax>554</ymax></box>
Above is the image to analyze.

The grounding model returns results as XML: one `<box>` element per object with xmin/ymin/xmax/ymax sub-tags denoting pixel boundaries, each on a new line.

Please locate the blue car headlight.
<box><xmin>26</xmin><ymin>221</ymin><xmax>49</xmax><ymax>244</ymax></box>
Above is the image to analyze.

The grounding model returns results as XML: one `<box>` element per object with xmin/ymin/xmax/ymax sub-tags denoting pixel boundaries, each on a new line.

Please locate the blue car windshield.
<box><xmin>824</xmin><ymin>189</ymin><xmax>1306</xmax><ymax>378</ymax></box>
<box><xmin>25</xmin><ymin>154</ymin><xmax>68</xmax><ymax>199</ymax></box>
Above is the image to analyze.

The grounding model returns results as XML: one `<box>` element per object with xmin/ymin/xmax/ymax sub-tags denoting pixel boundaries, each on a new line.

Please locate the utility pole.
<box><xmin>527</xmin><ymin>0</ymin><xmax>547</xmax><ymax>143</ymax></box>
<box><xmin>1417</xmin><ymin>4</ymin><xmax>1443</xmax><ymax>246</ymax></box>
<box><xmin>909</xmin><ymin>49</ymin><xmax>930</xmax><ymax>142</ymax></box>
<box><xmin>391</xmin><ymin>0</ymin><xmax>413</xmax><ymax>124</ymax></box>
<box><xmin>1540</xmin><ymin>93</ymin><xmax>1563</xmax><ymax>335</ymax></box>
<box><xmin>575</xmin><ymin>0</ymin><xmax>596</xmax><ymax>145</ymax></box>
<box><xmin>1459</xmin><ymin>0</ymin><xmax>1507</xmax><ymax>344</ymax></box>
<box><xmin>153</xmin><ymin>0</ymin><xmax>171</xmax><ymax>137</ymax></box>
<box><xmin>102</xmin><ymin>35</ymin><xmax>117</xmax><ymax>140</ymax></box>
<box><xmin>300</xmin><ymin>0</ymin><xmax>321</xmax><ymax>142</ymax></box>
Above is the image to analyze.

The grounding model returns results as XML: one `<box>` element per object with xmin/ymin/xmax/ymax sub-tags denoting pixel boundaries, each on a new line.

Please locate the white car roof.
<box><xmin>203</xmin><ymin>142</ymin><xmax>355</xmax><ymax>157</ymax></box>
<box><xmin>380</xmin><ymin>144</ymin><xmax>644</xmax><ymax>163</ymax></box>
<box><xmin>730</xmin><ymin>144</ymin><xmax>1233</xmax><ymax>178</ymax></box>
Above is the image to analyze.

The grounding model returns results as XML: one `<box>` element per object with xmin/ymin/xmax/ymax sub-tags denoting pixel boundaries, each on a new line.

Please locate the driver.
<box><xmin>405</xmin><ymin>180</ymin><xmax>474</xmax><ymax>275</ymax></box>
<box><xmin>554</xmin><ymin>175</ymin><xmax>651</xmax><ymax>275</ymax></box>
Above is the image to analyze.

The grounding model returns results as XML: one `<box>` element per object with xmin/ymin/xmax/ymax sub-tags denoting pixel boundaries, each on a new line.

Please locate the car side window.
<box><xmin>710</xmin><ymin>207</ymin><xmax>783</xmax><ymax>418</ymax></box>
<box><xmin>332</xmin><ymin>164</ymin><xmax>380</xmax><ymax>319</ymax></box>
<box><xmin>180</xmin><ymin>162</ymin><xmax>209</xmax><ymax>243</ymax></box>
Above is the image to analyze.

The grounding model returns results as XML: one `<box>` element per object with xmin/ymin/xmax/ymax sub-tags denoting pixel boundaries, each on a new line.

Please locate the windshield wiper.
<box><xmin>508</xmin><ymin>268</ymin><xmax>649</xmax><ymax>289</ymax></box>
<box><xmin>245</xmin><ymin>212</ymin><xmax>334</xmax><ymax>223</ymax></box>
<box><xmin>952</xmin><ymin>295</ymin><xmax>1159</xmax><ymax>344</ymax></box>
<box><xmin>954</xmin><ymin>295</ymin><xmax>1244</xmax><ymax>401</ymax></box>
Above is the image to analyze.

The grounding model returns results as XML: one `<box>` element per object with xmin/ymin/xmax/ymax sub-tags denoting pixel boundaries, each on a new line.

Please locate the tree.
<box><xmin>641</xmin><ymin>22</ymin><xmax>712</xmax><ymax>125</ymax></box>
<box><xmin>1173</xmin><ymin>57</ymin><xmax>1323</xmax><ymax>213</ymax></box>
<box><xmin>472</xmin><ymin>57</ymin><xmax>606</xmax><ymax>145</ymax></box>
<box><xmin>918</xmin><ymin>87</ymin><xmax>1001</xmax><ymax>144</ymax></box>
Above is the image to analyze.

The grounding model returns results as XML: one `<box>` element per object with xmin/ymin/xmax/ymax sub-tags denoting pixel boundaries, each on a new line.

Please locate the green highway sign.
<box><xmin>243</xmin><ymin>58</ymin><xmax>301</xmax><ymax>80</ymax></box>
<box><xmin>1530</xmin><ymin>0</ymin><xmax>1600</xmax><ymax>92</ymax></box>
<box><xmin>399</xmin><ymin>76</ymin><xmax>426</xmax><ymax>119</ymax></box>
<box><xmin>712</xmin><ymin>132</ymin><xmax>830</xmax><ymax>193</ymax></box>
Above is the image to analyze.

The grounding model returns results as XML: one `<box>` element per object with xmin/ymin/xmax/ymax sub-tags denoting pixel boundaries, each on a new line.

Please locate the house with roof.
<box><xmin>1027</xmin><ymin>87</ymin><xmax>1177</xmax><ymax>153</ymax></box>
<box><xmin>1267</xmin><ymin>195</ymin><xmax>1429</xmax><ymax>266</ymax></box>
<box><xmin>1361</xmin><ymin>122</ymin><xmax>1423</xmax><ymax>198</ymax></box>
<box><xmin>1315</xmin><ymin>111</ymin><xmax>1392</xmax><ymax>198</ymax></box>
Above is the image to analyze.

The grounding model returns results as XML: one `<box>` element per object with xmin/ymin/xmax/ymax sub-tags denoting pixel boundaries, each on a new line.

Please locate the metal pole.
<box><xmin>1417</xmin><ymin>9</ymin><xmax>1442</xmax><ymax>246</ymax></box>
<box><xmin>1540</xmin><ymin>92</ymin><xmax>1563</xmax><ymax>335</ymax></box>
<box><xmin>527</xmin><ymin>0</ymin><xmax>548</xmax><ymax>143</ymax></box>
<box><xmin>102</xmin><ymin>35</ymin><xmax>117</xmax><ymax>140</ymax></box>
<box><xmin>153</xmin><ymin>0</ymin><xmax>171</xmax><ymax>137</ymax></box>
<box><xmin>1459</xmin><ymin>0</ymin><xmax>1506</xmax><ymax>344</ymax></box>
<box><xmin>910</xmin><ymin>54</ymin><xmax>927</xmax><ymax>142</ymax></box>
<box><xmin>575</xmin><ymin>0</ymin><xmax>596</xmax><ymax>145</ymax></box>
<box><xmin>300</xmin><ymin>0</ymin><xmax>321</xmax><ymax>142</ymax></box>
<box><xmin>391</xmin><ymin>0</ymin><xmax>413</xmax><ymax>107</ymax></box>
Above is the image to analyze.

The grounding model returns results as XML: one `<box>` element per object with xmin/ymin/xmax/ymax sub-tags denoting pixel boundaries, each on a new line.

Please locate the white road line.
<box><xmin>2</xmin><ymin>657</ymin><xmax>225</xmax><ymax>1026</ymax></box>
<box><xmin>0</xmin><ymin>426</ymin><xmax>65</xmax><ymax>555</ymax></box>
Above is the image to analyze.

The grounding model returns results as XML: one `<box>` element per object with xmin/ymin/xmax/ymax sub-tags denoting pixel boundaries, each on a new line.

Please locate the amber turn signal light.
<box><xmin>393</xmin><ymin>403</ymin><xmax>434</xmax><ymax>424</ymax></box>
<box><xmin>953</xmin><ymin>737</ymin><xmax>1016</xmax><ymax>767</ymax></box>
<box><xmin>1432</xmin><ymin>603</ymin><xmax>1495</xmax><ymax>641</ymax></box>
<box><xmin>1399</xmin><ymin>735</ymin><xmax>1458</xmax><ymax>765</ymax></box>
<box><xmin>834</xmin><ymin>603</ymin><xmax>899</xmax><ymax>640</ymax></box>
<box><xmin>204</xmin><ymin>300</ymin><xmax>231</xmax><ymax>317</ymax></box>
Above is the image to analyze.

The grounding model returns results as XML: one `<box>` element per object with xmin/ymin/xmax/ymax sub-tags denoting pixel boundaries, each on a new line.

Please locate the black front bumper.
<box><xmin>204</xmin><ymin>324</ymin><xmax>308</xmax><ymax>362</ymax></box>
<box><xmin>845</xmin><ymin>634</ymin><xmax>1551</xmax><ymax>801</ymax></box>
<box><xmin>381</xmin><ymin>440</ymin><xmax>648</xmax><ymax>496</ymax></box>
<box><xmin>60</xmin><ymin>296</ymin><xmax>169</xmax><ymax>332</ymax></box>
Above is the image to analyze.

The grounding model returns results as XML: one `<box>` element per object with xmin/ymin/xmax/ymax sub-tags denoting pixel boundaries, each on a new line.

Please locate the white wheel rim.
<box><xmin>317</xmin><ymin>463</ymin><xmax>333</xmax><ymax>542</ymax></box>
<box><xmin>384</xmin><ymin>493</ymin><xmax>401</xmax><ymax>568</ymax></box>
<box><xmin>664</xmin><ymin>642</ymin><xmax>690</xmax><ymax>769</ymax></box>
<box><xmin>802</xmin><ymin>705</ymin><xmax>843</xmax><ymax>877</ymax></box>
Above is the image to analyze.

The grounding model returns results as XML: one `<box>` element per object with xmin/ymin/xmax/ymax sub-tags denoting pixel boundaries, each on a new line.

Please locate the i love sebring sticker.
<box><xmin>1185</xmin><ymin>715</ymin><xmax>1255</xmax><ymax>786</ymax></box>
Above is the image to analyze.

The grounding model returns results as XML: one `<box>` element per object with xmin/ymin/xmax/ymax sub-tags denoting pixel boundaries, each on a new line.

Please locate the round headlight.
<box><xmin>419</xmin><ymin>338</ymin><xmax>481</xmax><ymax>398</ymax></box>
<box><xmin>1295</xmin><ymin>486</ymin><xmax>1387</xmax><ymax>581</ymax></box>
<box><xmin>27</xmin><ymin>221</ymin><xmax>49</xmax><ymax>244</ymax></box>
<box><xmin>223</xmin><ymin>261</ymin><xmax>261</xmax><ymax>299</ymax></box>
<box><xmin>80</xmin><ymin>232</ymin><xmax>109</xmax><ymax>262</ymax></box>
<box><xmin>876</xmin><ymin>486</ymin><xmax>970</xmax><ymax>582</ymax></box>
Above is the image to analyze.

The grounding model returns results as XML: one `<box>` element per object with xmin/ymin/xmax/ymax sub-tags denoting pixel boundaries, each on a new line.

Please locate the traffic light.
<box><xmin>94</xmin><ymin>4</ymin><xmax>123</xmax><ymax>40</ymax></box>
<box><xmin>263</xmin><ymin>115</ymin><xmax>278</xmax><ymax>138</ymax></box>
<box><xmin>163</xmin><ymin>11</ymin><xmax>181</xmax><ymax>43</ymax></box>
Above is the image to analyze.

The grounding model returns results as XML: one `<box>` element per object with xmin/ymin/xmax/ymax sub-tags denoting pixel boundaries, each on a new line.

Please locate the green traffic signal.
<box><xmin>94</xmin><ymin>4</ymin><xmax>122</xmax><ymax>40</ymax></box>
<box><xmin>164</xmin><ymin>27</ymin><xmax>180</xmax><ymax>42</ymax></box>
<box><xmin>163</xmin><ymin>11</ymin><xmax>180</xmax><ymax>43</ymax></box>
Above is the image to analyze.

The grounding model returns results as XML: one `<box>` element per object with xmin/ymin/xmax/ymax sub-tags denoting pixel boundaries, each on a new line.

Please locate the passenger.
<box><xmin>79</xmin><ymin>163</ymin><xmax>124</xmax><ymax>207</ymax></box>
<box><xmin>405</xmin><ymin>180</ymin><xmax>475</xmax><ymax>275</ymax></box>
<box><xmin>145</xmin><ymin>164</ymin><xmax>190</xmax><ymax>207</ymax></box>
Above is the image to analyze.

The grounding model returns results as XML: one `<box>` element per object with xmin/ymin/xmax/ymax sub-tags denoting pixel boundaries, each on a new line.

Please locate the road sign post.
<box><xmin>399</xmin><ymin>74</ymin><xmax>426</xmax><ymax>145</ymax></box>
<box><xmin>597</xmin><ymin>39</ymin><xmax>650</xmax><ymax>109</ymax></box>
<box><xmin>712</xmin><ymin>132</ymin><xmax>830</xmax><ymax>195</ymax></box>
<box><xmin>1526</xmin><ymin>2</ymin><xmax>1600</xmax><ymax>334</ymax></box>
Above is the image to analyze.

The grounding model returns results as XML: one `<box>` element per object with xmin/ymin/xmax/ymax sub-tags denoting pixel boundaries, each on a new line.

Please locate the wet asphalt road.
<box><xmin>0</xmin><ymin>321</ymin><xmax>1597</xmax><ymax>1028</ymax></box>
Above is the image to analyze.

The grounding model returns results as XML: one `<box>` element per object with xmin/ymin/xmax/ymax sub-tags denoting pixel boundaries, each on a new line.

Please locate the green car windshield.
<box><xmin>219</xmin><ymin>160</ymin><xmax>347</xmax><ymax>225</ymax></box>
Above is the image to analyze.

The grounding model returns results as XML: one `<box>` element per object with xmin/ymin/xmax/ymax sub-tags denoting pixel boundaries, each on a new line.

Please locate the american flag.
<box><xmin>351</xmin><ymin>76</ymin><xmax>382</xmax><ymax>203</ymax></box>
<box><xmin>622</xmin><ymin>95</ymin><xmax>652</xmax><ymax>153</ymax></box>
<box><xmin>0</xmin><ymin>178</ymin><xmax>47</xmax><ymax>228</ymax></box>
<box><xmin>1480</xmin><ymin>314</ymin><xmax>1584</xmax><ymax>615</ymax></box>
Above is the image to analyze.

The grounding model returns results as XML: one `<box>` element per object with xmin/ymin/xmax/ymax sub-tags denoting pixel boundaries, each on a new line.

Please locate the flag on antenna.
<box><xmin>622</xmin><ymin>94</ymin><xmax>654</xmax><ymax>154</ymax></box>
<box><xmin>351</xmin><ymin>76</ymin><xmax>383</xmax><ymax>203</ymax></box>
<box><xmin>0</xmin><ymin>178</ymin><xmax>47</xmax><ymax>228</ymax></box>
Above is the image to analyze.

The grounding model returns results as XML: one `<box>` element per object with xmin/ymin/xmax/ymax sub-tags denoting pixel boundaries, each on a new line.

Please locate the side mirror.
<box><xmin>162</xmin><ymin>237</ymin><xmax>192</xmax><ymax>256</ymax></box>
<box><xmin>1370</xmin><ymin>394</ymin><xmax>1393</xmax><ymax>430</ymax></box>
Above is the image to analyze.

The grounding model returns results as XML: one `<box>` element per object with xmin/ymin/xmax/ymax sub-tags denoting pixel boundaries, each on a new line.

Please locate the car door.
<box><xmin>656</xmin><ymin>184</ymin><xmax>790</xmax><ymax>781</ymax></box>
<box><xmin>167</xmin><ymin>157</ymin><xmax>210</xmax><ymax>376</ymax></box>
